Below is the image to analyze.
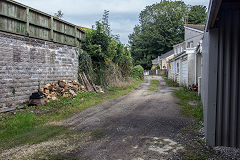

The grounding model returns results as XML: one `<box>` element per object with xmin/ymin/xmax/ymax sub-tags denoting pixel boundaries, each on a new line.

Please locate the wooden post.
<box><xmin>50</xmin><ymin>16</ymin><xmax>54</xmax><ymax>41</ymax></box>
<box><xmin>75</xmin><ymin>26</ymin><xmax>78</xmax><ymax>47</ymax></box>
<box><xmin>26</xmin><ymin>7</ymin><xmax>30</xmax><ymax>36</ymax></box>
<box><xmin>83</xmin><ymin>72</ymin><xmax>93</xmax><ymax>91</ymax></box>
<box><xmin>87</xmin><ymin>74</ymin><xmax>97</xmax><ymax>92</ymax></box>
<box><xmin>79</xmin><ymin>74</ymin><xmax>88</xmax><ymax>91</ymax></box>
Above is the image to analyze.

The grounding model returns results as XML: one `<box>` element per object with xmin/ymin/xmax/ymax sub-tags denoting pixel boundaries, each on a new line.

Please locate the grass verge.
<box><xmin>162</xmin><ymin>74</ymin><xmax>179</xmax><ymax>87</ymax></box>
<box><xmin>172</xmin><ymin>82</ymin><xmax>226</xmax><ymax>159</ymax></box>
<box><xmin>148</xmin><ymin>80</ymin><xmax>160</xmax><ymax>91</ymax></box>
<box><xmin>173</xmin><ymin>89</ymin><xmax>218</xmax><ymax>159</ymax></box>
<box><xmin>174</xmin><ymin>88</ymin><xmax>203</xmax><ymax>121</ymax></box>
<box><xmin>0</xmin><ymin>80</ymin><xmax>143</xmax><ymax>152</ymax></box>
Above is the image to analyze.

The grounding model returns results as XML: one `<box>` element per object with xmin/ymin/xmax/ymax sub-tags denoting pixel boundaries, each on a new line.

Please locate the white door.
<box><xmin>181</xmin><ymin>59</ymin><xmax>188</xmax><ymax>86</ymax></box>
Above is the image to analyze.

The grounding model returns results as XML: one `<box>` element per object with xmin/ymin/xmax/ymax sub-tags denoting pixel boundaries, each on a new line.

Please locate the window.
<box><xmin>187</xmin><ymin>41</ymin><xmax>194</xmax><ymax>48</ymax></box>
<box><xmin>177</xmin><ymin>63</ymin><xmax>179</xmax><ymax>73</ymax></box>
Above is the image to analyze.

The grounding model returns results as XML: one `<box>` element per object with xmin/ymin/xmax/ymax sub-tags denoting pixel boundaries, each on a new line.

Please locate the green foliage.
<box><xmin>0</xmin><ymin>81</ymin><xmax>143</xmax><ymax>151</ymax></box>
<box><xmin>163</xmin><ymin>77</ymin><xmax>179</xmax><ymax>87</ymax></box>
<box><xmin>148</xmin><ymin>80</ymin><xmax>159</xmax><ymax>92</ymax></box>
<box><xmin>102</xmin><ymin>10</ymin><xmax>111</xmax><ymax>36</ymax></box>
<box><xmin>131</xmin><ymin>65</ymin><xmax>144</xmax><ymax>80</ymax></box>
<box><xmin>0</xmin><ymin>113</ymin><xmax>38</xmax><ymax>139</ymax></box>
<box><xmin>78</xmin><ymin>50</ymin><xmax>94</xmax><ymax>79</ymax></box>
<box><xmin>82</xmin><ymin>11</ymin><xmax>133</xmax><ymax>86</ymax></box>
<box><xmin>188</xmin><ymin>5</ymin><xmax>207</xmax><ymax>24</ymax></box>
<box><xmin>174</xmin><ymin>88</ymin><xmax>203</xmax><ymax>121</ymax></box>
<box><xmin>156</xmin><ymin>65</ymin><xmax>160</xmax><ymax>70</ymax></box>
<box><xmin>129</xmin><ymin>2</ymin><xmax>208</xmax><ymax>69</ymax></box>
<box><xmin>129</xmin><ymin>1</ymin><xmax>188</xmax><ymax>69</ymax></box>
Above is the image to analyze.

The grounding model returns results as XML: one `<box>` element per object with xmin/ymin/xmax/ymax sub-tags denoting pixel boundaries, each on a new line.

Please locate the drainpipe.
<box><xmin>195</xmin><ymin>52</ymin><xmax>197</xmax><ymax>85</ymax></box>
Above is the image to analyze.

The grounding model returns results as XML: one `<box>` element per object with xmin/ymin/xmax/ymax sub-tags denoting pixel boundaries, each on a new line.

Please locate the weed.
<box><xmin>90</xmin><ymin>130</ymin><xmax>104</xmax><ymax>139</ymax></box>
<box><xmin>163</xmin><ymin>77</ymin><xmax>179</xmax><ymax>87</ymax></box>
<box><xmin>148</xmin><ymin>80</ymin><xmax>159</xmax><ymax>91</ymax></box>
<box><xmin>174</xmin><ymin>88</ymin><xmax>203</xmax><ymax>121</ymax></box>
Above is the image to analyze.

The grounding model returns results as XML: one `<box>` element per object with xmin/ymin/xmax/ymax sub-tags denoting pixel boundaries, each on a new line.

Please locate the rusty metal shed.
<box><xmin>202</xmin><ymin>0</ymin><xmax>240</xmax><ymax>147</ymax></box>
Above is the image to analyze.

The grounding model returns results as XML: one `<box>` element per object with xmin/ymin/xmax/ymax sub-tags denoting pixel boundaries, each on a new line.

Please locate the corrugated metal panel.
<box><xmin>215</xmin><ymin>9</ymin><xmax>240</xmax><ymax>147</ymax></box>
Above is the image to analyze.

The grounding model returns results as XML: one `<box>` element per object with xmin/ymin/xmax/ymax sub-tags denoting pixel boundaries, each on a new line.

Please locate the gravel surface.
<box><xmin>64</xmin><ymin>76</ymin><xmax>191</xmax><ymax>159</ymax></box>
<box><xmin>2</xmin><ymin>76</ymin><xmax>240</xmax><ymax>159</ymax></box>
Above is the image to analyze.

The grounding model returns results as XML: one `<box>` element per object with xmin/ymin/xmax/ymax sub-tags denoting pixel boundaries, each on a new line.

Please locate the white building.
<box><xmin>168</xmin><ymin>24</ymin><xmax>204</xmax><ymax>87</ymax></box>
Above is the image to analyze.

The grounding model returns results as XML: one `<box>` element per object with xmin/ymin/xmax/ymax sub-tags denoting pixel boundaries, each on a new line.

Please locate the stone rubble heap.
<box><xmin>29</xmin><ymin>73</ymin><xmax>104</xmax><ymax>106</ymax></box>
<box><xmin>40</xmin><ymin>80</ymin><xmax>86</xmax><ymax>102</ymax></box>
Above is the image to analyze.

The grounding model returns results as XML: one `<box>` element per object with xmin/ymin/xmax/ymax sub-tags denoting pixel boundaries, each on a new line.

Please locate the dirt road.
<box><xmin>63</xmin><ymin>76</ymin><xmax>190</xmax><ymax>159</ymax></box>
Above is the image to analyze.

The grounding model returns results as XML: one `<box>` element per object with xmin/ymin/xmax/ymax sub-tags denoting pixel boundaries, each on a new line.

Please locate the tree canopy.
<box><xmin>129</xmin><ymin>1</ymin><xmax>187</xmax><ymax>69</ymax></box>
<box><xmin>129</xmin><ymin>1</ymin><xmax>207</xmax><ymax>69</ymax></box>
<box><xmin>188</xmin><ymin>5</ymin><xmax>207</xmax><ymax>24</ymax></box>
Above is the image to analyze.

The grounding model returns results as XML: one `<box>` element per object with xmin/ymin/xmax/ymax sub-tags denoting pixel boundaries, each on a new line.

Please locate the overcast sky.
<box><xmin>17</xmin><ymin>0</ymin><xmax>210</xmax><ymax>44</ymax></box>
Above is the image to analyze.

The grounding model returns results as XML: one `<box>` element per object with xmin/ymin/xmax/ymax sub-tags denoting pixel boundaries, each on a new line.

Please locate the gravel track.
<box><xmin>64</xmin><ymin>76</ymin><xmax>190</xmax><ymax>160</ymax></box>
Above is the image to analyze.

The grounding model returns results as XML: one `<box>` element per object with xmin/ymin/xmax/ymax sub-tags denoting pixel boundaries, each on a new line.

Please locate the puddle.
<box><xmin>188</xmin><ymin>101</ymin><xmax>198</xmax><ymax>106</ymax></box>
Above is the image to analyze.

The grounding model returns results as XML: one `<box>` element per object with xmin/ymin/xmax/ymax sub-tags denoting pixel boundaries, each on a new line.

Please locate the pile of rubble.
<box><xmin>29</xmin><ymin>73</ymin><xmax>104</xmax><ymax>106</ymax></box>
<box><xmin>40</xmin><ymin>80</ymin><xmax>86</xmax><ymax>101</ymax></box>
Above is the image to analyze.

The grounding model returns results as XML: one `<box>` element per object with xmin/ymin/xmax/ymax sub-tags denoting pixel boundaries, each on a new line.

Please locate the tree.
<box><xmin>82</xmin><ymin>11</ymin><xmax>133</xmax><ymax>85</ymax></box>
<box><xmin>129</xmin><ymin>1</ymin><xmax>188</xmax><ymax>69</ymax></box>
<box><xmin>102</xmin><ymin>10</ymin><xmax>111</xmax><ymax>36</ymax></box>
<box><xmin>188</xmin><ymin>5</ymin><xmax>207</xmax><ymax>24</ymax></box>
<box><xmin>54</xmin><ymin>10</ymin><xmax>64</xmax><ymax>19</ymax></box>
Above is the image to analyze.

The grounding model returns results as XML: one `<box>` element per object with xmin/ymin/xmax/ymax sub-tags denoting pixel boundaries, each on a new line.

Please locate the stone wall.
<box><xmin>0</xmin><ymin>31</ymin><xmax>79</xmax><ymax>110</ymax></box>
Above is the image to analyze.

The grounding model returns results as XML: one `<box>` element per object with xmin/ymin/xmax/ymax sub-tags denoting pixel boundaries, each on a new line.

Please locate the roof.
<box><xmin>169</xmin><ymin>51</ymin><xmax>187</xmax><ymax>62</ymax></box>
<box><xmin>152</xmin><ymin>57</ymin><xmax>159</xmax><ymax>64</ymax></box>
<box><xmin>206</xmin><ymin>0</ymin><xmax>223</xmax><ymax>31</ymax></box>
<box><xmin>152</xmin><ymin>50</ymin><xmax>174</xmax><ymax>62</ymax></box>
<box><xmin>159</xmin><ymin>50</ymin><xmax>174</xmax><ymax>60</ymax></box>
<box><xmin>173</xmin><ymin>41</ymin><xmax>185</xmax><ymax>47</ymax></box>
<box><xmin>206</xmin><ymin>0</ymin><xmax>239</xmax><ymax>31</ymax></box>
<box><xmin>185</xmin><ymin>24</ymin><xmax>205</xmax><ymax>32</ymax></box>
<box><xmin>78</xmin><ymin>26</ymin><xmax>91</xmax><ymax>30</ymax></box>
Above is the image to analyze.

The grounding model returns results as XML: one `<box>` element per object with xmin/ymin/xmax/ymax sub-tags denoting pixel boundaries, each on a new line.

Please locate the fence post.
<box><xmin>26</xmin><ymin>7</ymin><xmax>30</xmax><ymax>36</ymax></box>
<box><xmin>50</xmin><ymin>16</ymin><xmax>54</xmax><ymax>41</ymax></box>
<box><xmin>75</xmin><ymin>26</ymin><xmax>78</xmax><ymax>47</ymax></box>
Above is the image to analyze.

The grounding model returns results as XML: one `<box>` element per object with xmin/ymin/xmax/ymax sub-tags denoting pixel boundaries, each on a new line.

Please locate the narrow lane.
<box><xmin>65</xmin><ymin>76</ymin><xmax>190</xmax><ymax>160</ymax></box>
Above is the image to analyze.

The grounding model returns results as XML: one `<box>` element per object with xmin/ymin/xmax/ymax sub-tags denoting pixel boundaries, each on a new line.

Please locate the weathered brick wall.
<box><xmin>0</xmin><ymin>31</ymin><xmax>79</xmax><ymax>110</ymax></box>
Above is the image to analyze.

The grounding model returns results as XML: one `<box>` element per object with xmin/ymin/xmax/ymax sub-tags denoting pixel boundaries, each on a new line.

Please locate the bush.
<box><xmin>131</xmin><ymin>65</ymin><xmax>144</xmax><ymax>80</ymax></box>
<box><xmin>80</xmin><ymin>12</ymin><xmax>133</xmax><ymax>87</ymax></box>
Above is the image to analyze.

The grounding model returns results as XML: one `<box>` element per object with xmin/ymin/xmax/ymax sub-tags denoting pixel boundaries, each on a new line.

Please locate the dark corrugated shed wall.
<box><xmin>215</xmin><ymin>8</ymin><xmax>240</xmax><ymax>147</ymax></box>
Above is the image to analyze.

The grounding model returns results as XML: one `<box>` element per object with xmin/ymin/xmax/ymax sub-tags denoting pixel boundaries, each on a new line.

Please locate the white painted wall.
<box><xmin>180</xmin><ymin>56</ymin><xmax>188</xmax><ymax>86</ymax></box>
